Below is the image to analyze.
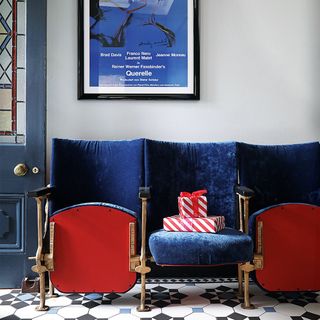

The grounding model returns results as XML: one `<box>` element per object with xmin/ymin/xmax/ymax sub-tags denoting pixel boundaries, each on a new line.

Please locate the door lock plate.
<box><xmin>32</xmin><ymin>167</ymin><xmax>40</xmax><ymax>174</ymax></box>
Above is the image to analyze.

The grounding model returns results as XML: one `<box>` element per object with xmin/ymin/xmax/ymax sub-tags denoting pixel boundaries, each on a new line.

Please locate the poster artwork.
<box><xmin>86</xmin><ymin>0</ymin><xmax>194</xmax><ymax>95</ymax></box>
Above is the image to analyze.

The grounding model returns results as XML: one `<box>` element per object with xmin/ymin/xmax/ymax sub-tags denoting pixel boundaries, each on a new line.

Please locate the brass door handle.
<box><xmin>14</xmin><ymin>163</ymin><xmax>29</xmax><ymax>176</ymax></box>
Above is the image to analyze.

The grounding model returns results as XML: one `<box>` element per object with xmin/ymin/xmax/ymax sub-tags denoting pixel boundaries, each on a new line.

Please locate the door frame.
<box><xmin>24</xmin><ymin>0</ymin><xmax>47</xmax><ymax>284</ymax></box>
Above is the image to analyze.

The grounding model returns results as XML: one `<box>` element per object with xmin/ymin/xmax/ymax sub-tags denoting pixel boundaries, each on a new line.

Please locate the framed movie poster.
<box><xmin>78</xmin><ymin>0</ymin><xmax>200</xmax><ymax>100</ymax></box>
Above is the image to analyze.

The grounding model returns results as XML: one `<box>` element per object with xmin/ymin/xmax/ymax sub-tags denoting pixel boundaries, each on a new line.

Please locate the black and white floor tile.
<box><xmin>0</xmin><ymin>279</ymin><xmax>319</xmax><ymax>320</ymax></box>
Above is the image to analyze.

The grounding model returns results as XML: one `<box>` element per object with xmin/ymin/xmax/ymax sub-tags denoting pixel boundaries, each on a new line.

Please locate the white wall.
<box><xmin>47</xmin><ymin>0</ymin><xmax>320</xmax><ymax>152</ymax></box>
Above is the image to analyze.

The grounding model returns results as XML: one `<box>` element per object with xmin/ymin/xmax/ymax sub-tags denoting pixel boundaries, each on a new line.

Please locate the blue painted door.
<box><xmin>0</xmin><ymin>0</ymin><xmax>46</xmax><ymax>287</ymax></box>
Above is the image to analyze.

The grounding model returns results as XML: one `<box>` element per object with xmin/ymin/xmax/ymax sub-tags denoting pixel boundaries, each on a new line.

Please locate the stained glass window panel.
<box><xmin>0</xmin><ymin>0</ymin><xmax>26</xmax><ymax>144</ymax></box>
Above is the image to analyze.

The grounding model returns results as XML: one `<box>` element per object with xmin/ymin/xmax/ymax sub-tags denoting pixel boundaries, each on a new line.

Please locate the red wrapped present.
<box><xmin>163</xmin><ymin>215</ymin><xmax>225</xmax><ymax>233</ymax></box>
<box><xmin>178</xmin><ymin>190</ymin><xmax>208</xmax><ymax>218</ymax></box>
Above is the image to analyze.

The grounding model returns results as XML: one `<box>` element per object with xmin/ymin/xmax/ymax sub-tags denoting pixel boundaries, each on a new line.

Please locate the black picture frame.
<box><xmin>78</xmin><ymin>0</ymin><xmax>200</xmax><ymax>100</ymax></box>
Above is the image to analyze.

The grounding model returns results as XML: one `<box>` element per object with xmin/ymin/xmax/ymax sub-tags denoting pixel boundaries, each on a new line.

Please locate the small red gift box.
<box><xmin>163</xmin><ymin>215</ymin><xmax>225</xmax><ymax>233</ymax></box>
<box><xmin>178</xmin><ymin>190</ymin><xmax>208</xmax><ymax>218</ymax></box>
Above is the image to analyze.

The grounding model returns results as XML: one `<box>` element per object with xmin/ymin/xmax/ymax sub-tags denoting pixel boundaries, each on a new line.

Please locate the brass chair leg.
<box><xmin>29</xmin><ymin>189</ymin><xmax>54</xmax><ymax>312</ymax></box>
<box><xmin>36</xmin><ymin>272</ymin><xmax>49</xmax><ymax>311</ymax></box>
<box><xmin>137</xmin><ymin>273</ymin><xmax>150</xmax><ymax>312</ymax></box>
<box><xmin>47</xmin><ymin>275</ymin><xmax>59</xmax><ymax>298</ymax></box>
<box><xmin>240</xmin><ymin>262</ymin><xmax>255</xmax><ymax>309</ymax></box>
<box><xmin>237</xmin><ymin>263</ymin><xmax>243</xmax><ymax>297</ymax></box>
<box><xmin>136</xmin><ymin>190</ymin><xmax>151</xmax><ymax>312</ymax></box>
<box><xmin>33</xmin><ymin>197</ymin><xmax>49</xmax><ymax>311</ymax></box>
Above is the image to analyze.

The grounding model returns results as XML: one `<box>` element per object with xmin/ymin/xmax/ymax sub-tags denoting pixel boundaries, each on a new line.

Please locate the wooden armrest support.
<box><xmin>28</xmin><ymin>186</ymin><xmax>55</xmax><ymax>198</ymax></box>
<box><xmin>236</xmin><ymin>185</ymin><xmax>254</xmax><ymax>234</ymax></box>
<box><xmin>235</xmin><ymin>185</ymin><xmax>255</xmax><ymax>198</ymax></box>
<box><xmin>139</xmin><ymin>187</ymin><xmax>151</xmax><ymax>199</ymax></box>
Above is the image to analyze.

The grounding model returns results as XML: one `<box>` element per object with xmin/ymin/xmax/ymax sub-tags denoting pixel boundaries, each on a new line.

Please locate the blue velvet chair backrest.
<box><xmin>238</xmin><ymin>142</ymin><xmax>320</xmax><ymax>213</ymax></box>
<box><xmin>145</xmin><ymin>140</ymin><xmax>238</xmax><ymax>231</ymax></box>
<box><xmin>50</xmin><ymin>138</ymin><xmax>144</xmax><ymax>217</ymax></box>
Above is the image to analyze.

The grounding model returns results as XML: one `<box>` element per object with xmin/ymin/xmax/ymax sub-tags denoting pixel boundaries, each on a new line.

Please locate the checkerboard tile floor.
<box><xmin>0</xmin><ymin>278</ymin><xmax>319</xmax><ymax>320</ymax></box>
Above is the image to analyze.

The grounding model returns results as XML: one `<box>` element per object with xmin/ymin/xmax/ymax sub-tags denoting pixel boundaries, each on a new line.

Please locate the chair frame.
<box><xmin>28</xmin><ymin>185</ymin><xmax>263</xmax><ymax>311</ymax></box>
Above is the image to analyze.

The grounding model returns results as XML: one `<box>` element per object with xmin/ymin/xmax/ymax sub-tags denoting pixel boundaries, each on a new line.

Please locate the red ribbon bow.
<box><xmin>179</xmin><ymin>190</ymin><xmax>207</xmax><ymax>218</ymax></box>
<box><xmin>180</xmin><ymin>190</ymin><xmax>207</xmax><ymax>198</ymax></box>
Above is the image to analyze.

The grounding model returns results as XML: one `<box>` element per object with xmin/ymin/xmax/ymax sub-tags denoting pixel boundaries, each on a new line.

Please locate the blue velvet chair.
<box><xmin>145</xmin><ymin>140</ymin><xmax>254</xmax><ymax>308</ymax></box>
<box><xmin>28</xmin><ymin>138</ymin><xmax>146</xmax><ymax>311</ymax></box>
<box><xmin>238</xmin><ymin>142</ymin><xmax>320</xmax><ymax>292</ymax></box>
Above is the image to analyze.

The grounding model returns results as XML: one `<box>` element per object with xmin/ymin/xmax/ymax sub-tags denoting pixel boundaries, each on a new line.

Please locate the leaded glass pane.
<box><xmin>17</xmin><ymin>0</ymin><xmax>25</xmax><ymax>35</ymax></box>
<box><xmin>0</xmin><ymin>88</ymin><xmax>11</xmax><ymax>109</ymax></box>
<box><xmin>17</xmin><ymin>67</ymin><xmax>25</xmax><ymax>102</ymax></box>
<box><xmin>0</xmin><ymin>37</ymin><xmax>12</xmax><ymax>86</ymax></box>
<box><xmin>16</xmin><ymin>31</ymin><xmax>25</xmax><ymax>66</ymax></box>
<box><xmin>0</xmin><ymin>110</ymin><xmax>11</xmax><ymax>131</ymax></box>
<box><xmin>16</xmin><ymin>101</ymin><xmax>25</xmax><ymax>134</ymax></box>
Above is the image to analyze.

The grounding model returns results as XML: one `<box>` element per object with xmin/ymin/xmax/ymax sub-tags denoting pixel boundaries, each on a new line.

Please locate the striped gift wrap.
<box><xmin>163</xmin><ymin>215</ymin><xmax>225</xmax><ymax>233</ymax></box>
<box><xmin>178</xmin><ymin>192</ymin><xmax>208</xmax><ymax>218</ymax></box>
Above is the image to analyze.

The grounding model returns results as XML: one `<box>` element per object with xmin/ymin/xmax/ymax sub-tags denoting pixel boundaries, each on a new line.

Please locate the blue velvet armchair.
<box><xmin>238</xmin><ymin>142</ymin><xmax>320</xmax><ymax>292</ymax></box>
<box><xmin>146</xmin><ymin>140</ymin><xmax>255</xmax><ymax>308</ymax></box>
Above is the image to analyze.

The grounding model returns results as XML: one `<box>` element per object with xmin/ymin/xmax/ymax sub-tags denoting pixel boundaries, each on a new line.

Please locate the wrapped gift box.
<box><xmin>163</xmin><ymin>215</ymin><xmax>225</xmax><ymax>233</ymax></box>
<box><xmin>178</xmin><ymin>190</ymin><xmax>208</xmax><ymax>218</ymax></box>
